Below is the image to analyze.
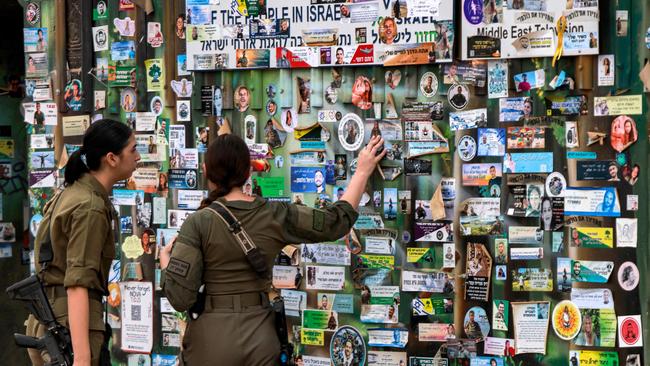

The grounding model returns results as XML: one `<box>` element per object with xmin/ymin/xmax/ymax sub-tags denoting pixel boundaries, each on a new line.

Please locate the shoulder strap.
<box><xmin>205</xmin><ymin>201</ymin><xmax>257</xmax><ymax>255</ymax></box>
<box><xmin>38</xmin><ymin>191</ymin><xmax>64</xmax><ymax>268</ymax></box>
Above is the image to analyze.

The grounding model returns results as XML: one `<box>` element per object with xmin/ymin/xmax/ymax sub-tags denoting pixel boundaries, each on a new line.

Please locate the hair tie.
<box><xmin>80</xmin><ymin>153</ymin><xmax>89</xmax><ymax>168</ymax></box>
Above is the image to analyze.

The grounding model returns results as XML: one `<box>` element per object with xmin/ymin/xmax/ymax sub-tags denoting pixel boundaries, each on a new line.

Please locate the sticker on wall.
<box><xmin>145</xmin><ymin>59</ymin><xmax>165</xmax><ymax>92</ymax></box>
<box><xmin>463</xmin><ymin>306</ymin><xmax>490</xmax><ymax>340</ymax></box>
<box><xmin>488</xmin><ymin>60</ymin><xmax>509</xmax><ymax>99</ymax></box>
<box><xmin>419</xmin><ymin>72</ymin><xmax>438</xmax><ymax>97</ymax></box>
<box><xmin>64</xmin><ymin>79</ymin><xmax>84</xmax><ymax>112</ymax></box>
<box><xmin>552</xmin><ymin>300</ymin><xmax>581</xmax><ymax>340</ymax></box>
<box><xmin>352</xmin><ymin>76</ymin><xmax>373</xmax><ymax>110</ymax></box>
<box><xmin>150</xmin><ymin>96</ymin><xmax>163</xmax><ymax>116</ymax></box>
<box><xmin>94</xmin><ymin>1</ymin><xmax>108</xmax><ymax>21</ymax></box>
<box><xmin>147</xmin><ymin>22</ymin><xmax>164</xmax><ymax>47</ymax></box>
<box><xmin>610</xmin><ymin>115</ymin><xmax>637</xmax><ymax>152</ymax></box>
<box><xmin>234</xmin><ymin>85</ymin><xmax>251</xmax><ymax>112</ymax></box>
<box><xmin>338</xmin><ymin>113</ymin><xmax>364</xmax><ymax>151</ymax></box>
<box><xmin>448</xmin><ymin>83</ymin><xmax>469</xmax><ymax>110</ymax></box>
<box><xmin>176</xmin><ymin>100</ymin><xmax>191</xmax><ymax>121</ymax></box>
<box><xmin>122</xmin><ymin>235</ymin><xmax>144</xmax><ymax>259</ymax></box>
<box><xmin>618</xmin><ymin>315</ymin><xmax>643</xmax><ymax>348</ymax></box>
<box><xmin>244</xmin><ymin>115</ymin><xmax>256</xmax><ymax>144</ymax></box>
<box><xmin>92</xmin><ymin>25</ymin><xmax>108</xmax><ymax>52</ymax></box>
<box><xmin>120</xmin><ymin>88</ymin><xmax>136</xmax><ymax>113</ymax></box>
<box><xmin>385</xmin><ymin>69</ymin><xmax>402</xmax><ymax>89</ymax></box>
<box><xmin>457</xmin><ymin>135</ymin><xmax>476</xmax><ymax>162</ymax></box>
<box><xmin>565</xmin><ymin>121</ymin><xmax>579</xmax><ymax>148</ymax></box>
<box><xmin>114</xmin><ymin>17</ymin><xmax>135</xmax><ymax>37</ymax></box>
<box><xmin>598</xmin><ymin>55</ymin><xmax>614</xmax><ymax>86</ymax></box>
<box><xmin>170</xmin><ymin>79</ymin><xmax>192</xmax><ymax>98</ymax></box>
<box><xmin>545</xmin><ymin>172</ymin><xmax>566</xmax><ymax>197</ymax></box>
<box><xmin>281</xmin><ymin>108</ymin><xmax>297</xmax><ymax>132</ymax></box>
<box><xmin>25</xmin><ymin>2</ymin><xmax>40</xmax><ymax>25</ymax></box>
<box><xmin>266</xmin><ymin>100</ymin><xmax>277</xmax><ymax>116</ymax></box>
<box><xmin>617</xmin><ymin>261</ymin><xmax>639</xmax><ymax>291</ymax></box>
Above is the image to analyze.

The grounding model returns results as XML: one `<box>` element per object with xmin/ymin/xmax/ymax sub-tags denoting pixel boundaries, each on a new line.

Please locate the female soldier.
<box><xmin>161</xmin><ymin>134</ymin><xmax>386</xmax><ymax>365</ymax></box>
<box><xmin>26</xmin><ymin>119</ymin><xmax>140</xmax><ymax>366</ymax></box>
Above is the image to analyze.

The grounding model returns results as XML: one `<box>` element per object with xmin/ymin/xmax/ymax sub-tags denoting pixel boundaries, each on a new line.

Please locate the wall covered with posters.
<box><xmin>18</xmin><ymin>0</ymin><xmax>649</xmax><ymax>365</ymax></box>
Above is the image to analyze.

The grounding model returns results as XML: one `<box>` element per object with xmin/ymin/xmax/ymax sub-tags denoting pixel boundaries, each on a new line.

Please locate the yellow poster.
<box><xmin>407</xmin><ymin>248</ymin><xmax>430</xmax><ymax>263</ymax></box>
<box><xmin>593</xmin><ymin>95</ymin><xmax>642</xmax><ymax>116</ymax></box>
<box><xmin>301</xmin><ymin>329</ymin><xmax>324</xmax><ymax>346</ymax></box>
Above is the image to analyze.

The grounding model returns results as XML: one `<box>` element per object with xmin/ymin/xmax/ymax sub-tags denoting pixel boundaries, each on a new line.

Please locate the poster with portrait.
<box><xmin>461</xmin><ymin>1</ymin><xmax>599</xmax><ymax>60</ymax></box>
<box><xmin>464</xmin><ymin>243</ymin><xmax>492</xmax><ymax>302</ymax></box>
<box><xmin>477</xmin><ymin>128</ymin><xmax>505</xmax><ymax>156</ymax></box>
<box><xmin>488</xmin><ymin>60</ymin><xmax>508</xmax><ymax>98</ymax></box>
<box><xmin>598</xmin><ymin>54</ymin><xmax>615</xmax><ymax>86</ymax></box>
<box><xmin>564</xmin><ymin>187</ymin><xmax>620</xmax><ymax>217</ymax></box>
<box><xmin>185</xmin><ymin>0</ymin><xmax>454</xmax><ymax>70</ymax></box>
<box><xmin>499</xmin><ymin>97</ymin><xmax>532</xmax><ymax>121</ymax></box>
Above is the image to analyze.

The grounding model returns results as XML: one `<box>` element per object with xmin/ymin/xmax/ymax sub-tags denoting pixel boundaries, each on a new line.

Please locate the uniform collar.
<box><xmin>217</xmin><ymin>196</ymin><xmax>266</xmax><ymax>210</ymax></box>
<box><xmin>77</xmin><ymin>173</ymin><xmax>111</xmax><ymax>204</ymax></box>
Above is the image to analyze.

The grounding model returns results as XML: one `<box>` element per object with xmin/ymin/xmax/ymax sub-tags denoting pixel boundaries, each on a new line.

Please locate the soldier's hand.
<box><xmin>356</xmin><ymin>135</ymin><xmax>386</xmax><ymax>177</ymax></box>
<box><xmin>159</xmin><ymin>236</ymin><xmax>177</xmax><ymax>270</ymax></box>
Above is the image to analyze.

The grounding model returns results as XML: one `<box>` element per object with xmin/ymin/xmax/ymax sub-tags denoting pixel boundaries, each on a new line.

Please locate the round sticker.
<box><xmin>281</xmin><ymin>108</ymin><xmax>297</xmax><ymax>132</ymax></box>
<box><xmin>457</xmin><ymin>135</ymin><xmax>476</xmax><ymax>161</ymax></box>
<box><xmin>420</xmin><ymin>72</ymin><xmax>439</xmax><ymax>97</ymax></box>
<box><xmin>448</xmin><ymin>83</ymin><xmax>469</xmax><ymax>110</ymax></box>
<box><xmin>545</xmin><ymin>172</ymin><xmax>566</xmax><ymax>197</ymax></box>
<box><xmin>385</xmin><ymin>69</ymin><xmax>402</xmax><ymax>89</ymax></box>
<box><xmin>552</xmin><ymin>300</ymin><xmax>582</xmax><ymax>340</ymax></box>
<box><xmin>150</xmin><ymin>96</ymin><xmax>163</xmax><ymax>116</ymax></box>
<box><xmin>120</xmin><ymin>88</ymin><xmax>136</xmax><ymax>112</ymax></box>
<box><xmin>266</xmin><ymin>100</ymin><xmax>277</xmax><ymax>116</ymax></box>
<box><xmin>463</xmin><ymin>306</ymin><xmax>490</xmax><ymax>340</ymax></box>
<box><xmin>402</xmin><ymin>230</ymin><xmax>411</xmax><ymax>243</ymax></box>
<box><xmin>184</xmin><ymin>169</ymin><xmax>197</xmax><ymax>189</ymax></box>
<box><xmin>610</xmin><ymin>115</ymin><xmax>637</xmax><ymax>152</ymax></box>
<box><xmin>620</xmin><ymin>317</ymin><xmax>641</xmax><ymax>346</ymax></box>
<box><xmin>25</xmin><ymin>2</ymin><xmax>40</xmax><ymax>25</ymax></box>
<box><xmin>29</xmin><ymin>214</ymin><xmax>43</xmax><ymax>238</ymax></box>
<box><xmin>330</xmin><ymin>326</ymin><xmax>366</xmax><ymax>366</ymax></box>
<box><xmin>352</xmin><ymin>76</ymin><xmax>373</xmax><ymax>110</ymax></box>
<box><xmin>463</xmin><ymin>0</ymin><xmax>483</xmax><ymax>25</ymax></box>
<box><xmin>325</xmin><ymin>85</ymin><xmax>338</xmax><ymax>104</ymax></box>
<box><xmin>360</xmin><ymin>192</ymin><xmax>370</xmax><ymax>206</ymax></box>
<box><xmin>338</xmin><ymin>113</ymin><xmax>364</xmax><ymax>151</ymax></box>
<box><xmin>335</xmin><ymin>111</ymin><xmax>343</xmax><ymax>121</ymax></box>
<box><xmin>618</xmin><ymin>261</ymin><xmax>639</xmax><ymax>291</ymax></box>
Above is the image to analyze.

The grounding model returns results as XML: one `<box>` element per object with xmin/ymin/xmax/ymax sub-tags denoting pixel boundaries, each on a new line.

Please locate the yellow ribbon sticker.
<box><xmin>553</xmin><ymin>15</ymin><xmax>568</xmax><ymax>67</ymax></box>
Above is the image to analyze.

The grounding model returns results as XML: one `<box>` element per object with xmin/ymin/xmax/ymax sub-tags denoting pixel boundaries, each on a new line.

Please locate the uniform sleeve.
<box><xmin>276</xmin><ymin>200</ymin><xmax>359</xmax><ymax>244</ymax></box>
<box><xmin>162</xmin><ymin>214</ymin><xmax>203</xmax><ymax>312</ymax></box>
<box><xmin>63</xmin><ymin>208</ymin><xmax>109</xmax><ymax>289</ymax></box>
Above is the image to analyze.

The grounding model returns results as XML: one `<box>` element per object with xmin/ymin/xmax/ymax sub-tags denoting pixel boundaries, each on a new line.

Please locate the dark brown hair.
<box><xmin>200</xmin><ymin>134</ymin><xmax>251</xmax><ymax>208</ymax></box>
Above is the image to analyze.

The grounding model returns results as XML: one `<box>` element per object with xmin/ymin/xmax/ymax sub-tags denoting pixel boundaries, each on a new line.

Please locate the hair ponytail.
<box><xmin>199</xmin><ymin>134</ymin><xmax>251</xmax><ymax>209</ymax></box>
<box><xmin>64</xmin><ymin>149</ymin><xmax>91</xmax><ymax>186</ymax></box>
<box><xmin>64</xmin><ymin>119</ymin><xmax>133</xmax><ymax>186</ymax></box>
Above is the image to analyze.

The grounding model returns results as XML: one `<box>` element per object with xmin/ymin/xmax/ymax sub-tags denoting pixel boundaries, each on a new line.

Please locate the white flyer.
<box><xmin>305</xmin><ymin>265</ymin><xmax>345</xmax><ymax>291</ymax></box>
<box><xmin>120</xmin><ymin>282</ymin><xmax>154</xmax><ymax>353</ymax></box>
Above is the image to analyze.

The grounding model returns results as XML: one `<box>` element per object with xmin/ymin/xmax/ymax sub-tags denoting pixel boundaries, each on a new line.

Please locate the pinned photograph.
<box><xmin>598</xmin><ymin>55</ymin><xmax>615</xmax><ymax>86</ymax></box>
<box><xmin>419</xmin><ymin>72</ymin><xmax>438</xmax><ymax>97</ymax></box>
<box><xmin>234</xmin><ymin>85</ymin><xmax>251</xmax><ymax>112</ymax></box>
<box><xmin>120</xmin><ymin>88</ymin><xmax>136</xmax><ymax>113</ymax></box>
<box><xmin>610</xmin><ymin>116</ymin><xmax>637</xmax><ymax>152</ymax></box>
<box><xmin>385</xmin><ymin>69</ymin><xmax>402</xmax><ymax>89</ymax></box>
<box><xmin>616</xmin><ymin>10</ymin><xmax>628</xmax><ymax>37</ymax></box>
<box><xmin>514</xmin><ymin>69</ymin><xmax>545</xmax><ymax>92</ymax></box>
<box><xmin>352</xmin><ymin>76</ymin><xmax>373</xmax><ymax>110</ymax></box>
<box><xmin>297</xmin><ymin>77</ymin><xmax>311</xmax><ymax>113</ymax></box>
<box><xmin>281</xmin><ymin>108</ymin><xmax>297</xmax><ymax>132</ymax></box>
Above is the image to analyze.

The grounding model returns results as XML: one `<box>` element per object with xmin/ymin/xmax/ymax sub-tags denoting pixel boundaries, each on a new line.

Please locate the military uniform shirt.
<box><xmin>36</xmin><ymin>173</ymin><xmax>116</xmax><ymax>293</ymax></box>
<box><xmin>162</xmin><ymin>197</ymin><xmax>359</xmax><ymax>311</ymax></box>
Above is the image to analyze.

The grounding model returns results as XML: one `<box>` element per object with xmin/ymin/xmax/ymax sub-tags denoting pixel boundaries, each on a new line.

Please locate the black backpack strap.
<box><xmin>38</xmin><ymin>192</ymin><xmax>64</xmax><ymax>269</ymax></box>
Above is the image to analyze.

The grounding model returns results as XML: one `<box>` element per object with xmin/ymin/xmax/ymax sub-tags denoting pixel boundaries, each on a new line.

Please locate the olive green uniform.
<box><xmin>25</xmin><ymin>174</ymin><xmax>116</xmax><ymax>366</ymax></box>
<box><xmin>162</xmin><ymin>197</ymin><xmax>358</xmax><ymax>365</ymax></box>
